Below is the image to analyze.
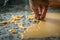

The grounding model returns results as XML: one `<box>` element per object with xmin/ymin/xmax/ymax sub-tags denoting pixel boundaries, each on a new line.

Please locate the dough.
<box><xmin>9</xmin><ymin>29</ymin><xmax>17</xmax><ymax>34</ymax></box>
<box><xmin>27</xmin><ymin>14</ymin><xmax>40</xmax><ymax>23</ymax></box>
<box><xmin>17</xmin><ymin>23</ymin><xmax>24</xmax><ymax>28</ymax></box>
<box><xmin>27</xmin><ymin>15</ymin><xmax>34</xmax><ymax>20</ymax></box>
<box><xmin>10</xmin><ymin>15</ymin><xmax>24</xmax><ymax>24</ymax></box>
<box><xmin>32</xmin><ymin>19</ymin><xmax>40</xmax><ymax>23</ymax></box>
<box><xmin>0</xmin><ymin>21</ymin><xmax>10</xmax><ymax>25</ymax></box>
<box><xmin>11</xmin><ymin>15</ymin><xmax>24</xmax><ymax>20</ymax></box>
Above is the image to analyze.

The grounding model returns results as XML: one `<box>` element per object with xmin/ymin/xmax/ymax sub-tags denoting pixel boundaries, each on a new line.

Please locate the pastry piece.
<box><xmin>9</xmin><ymin>29</ymin><xmax>17</xmax><ymax>34</ymax></box>
<box><xmin>17</xmin><ymin>23</ymin><xmax>24</xmax><ymax>28</ymax></box>
<box><xmin>11</xmin><ymin>19</ymin><xmax>18</xmax><ymax>24</ymax></box>
<box><xmin>32</xmin><ymin>19</ymin><xmax>40</xmax><ymax>23</ymax></box>
<box><xmin>0</xmin><ymin>21</ymin><xmax>10</xmax><ymax>25</ymax></box>
<box><xmin>10</xmin><ymin>15</ymin><xmax>24</xmax><ymax>24</ymax></box>
<box><xmin>11</xmin><ymin>15</ymin><xmax>24</xmax><ymax>20</ymax></box>
<box><xmin>27</xmin><ymin>15</ymin><xmax>34</xmax><ymax>20</ymax></box>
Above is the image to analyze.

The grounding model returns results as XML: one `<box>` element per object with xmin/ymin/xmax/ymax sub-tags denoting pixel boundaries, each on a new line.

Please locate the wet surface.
<box><xmin>0</xmin><ymin>5</ymin><xmax>60</xmax><ymax>40</ymax></box>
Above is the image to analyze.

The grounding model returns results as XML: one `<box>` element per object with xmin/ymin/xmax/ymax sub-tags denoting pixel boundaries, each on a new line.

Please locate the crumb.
<box><xmin>10</xmin><ymin>15</ymin><xmax>24</xmax><ymax>24</ymax></box>
<box><xmin>32</xmin><ymin>19</ymin><xmax>40</xmax><ymax>23</ymax></box>
<box><xmin>0</xmin><ymin>21</ymin><xmax>10</xmax><ymax>25</ymax></box>
<box><xmin>11</xmin><ymin>20</ymin><xmax>18</xmax><ymax>24</ymax></box>
<box><xmin>23</xmin><ymin>28</ymin><xmax>27</xmax><ymax>30</ymax></box>
<box><xmin>27</xmin><ymin>15</ymin><xmax>34</xmax><ymax>20</ymax></box>
<box><xmin>9</xmin><ymin>29</ymin><xmax>17</xmax><ymax>34</ymax></box>
<box><xmin>11</xmin><ymin>15</ymin><xmax>24</xmax><ymax>20</ymax></box>
<box><xmin>14</xmin><ymin>21</ymin><xmax>19</xmax><ymax>24</ymax></box>
<box><xmin>17</xmin><ymin>23</ymin><xmax>24</xmax><ymax>28</ymax></box>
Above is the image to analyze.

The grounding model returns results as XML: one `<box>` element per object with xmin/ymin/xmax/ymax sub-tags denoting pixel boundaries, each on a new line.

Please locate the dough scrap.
<box><xmin>32</xmin><ymin>19</ymin><xmax>40</xmax><ymax>23</ymax></box>
<box><xmin>9</xmin><ymin>29</ymin><xmax>17</xmax><ymax>34</ymax></box>
<box><xmin>17</xmin><ymin>23</ymin><xmax>24</xmax><ymax>28</ymax></box>
<box><xmin>11</xmin><ymin>15</ymin><xmax>24</xmax><ymax>20</ymax></box>
<box><xmin>27</xmin><ymin>15</ymin><xmax>34</xmax><ymax>20</ymax></box>
<box><xmin>27</xmin><ymin>14</ymin><xmax>40</xmax><ymax>23</ymax></box>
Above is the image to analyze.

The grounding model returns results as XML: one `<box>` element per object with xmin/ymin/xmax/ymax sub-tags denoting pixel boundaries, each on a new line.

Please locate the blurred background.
<box><xmin>0</xmin><ymin>0</ymin><xmax>60</xmax><ymax>13</ymax></box>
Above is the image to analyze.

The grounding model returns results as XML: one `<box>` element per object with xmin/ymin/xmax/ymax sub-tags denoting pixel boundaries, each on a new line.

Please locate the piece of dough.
<box><xmin>11</xmin><ymin>15</ymin><xmax>24</xmax><ymax>20</ymax></box>
<box><xmin>9</xmin><ymin>29</ymin><xmax>17</xmax><ymax>34</ymax></box>
<box><xmin>32</xmin><ymin>19</ymin><xmax>40</xmax><ymax>23</ymax></box>
<box><xmin>17</xmin><ymin>23</ymin><xmax>24</xmax><ymax>28</ymax></box>
<box><xmin>27</xmin><ymin>15</ymin><xmax>34</xmax><ymax>20</ymax></box>
<box><xmin>0</xmin><ymin>21</ymin><xmax>10</xmax><ymax>25</ymax></box>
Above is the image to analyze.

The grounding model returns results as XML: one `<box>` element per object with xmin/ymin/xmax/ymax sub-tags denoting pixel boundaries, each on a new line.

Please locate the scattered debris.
<box><xmin>9</xmin><ymin>29</ymin><xmax>17</xmax><ymax>34</ymax></box>
<box><xmin>11</xmin><ymin>20</ymin><xmax>19</xmax><ymax>24</ymax></box>
<box><xmin>11</xmin><ymin>15</ymin><xmax>24</xmax><ymax>20</ymax></box>
<box><xmin>23</xmin><ymin>27</ymin><xmax>27</xmax><ymax>30</ymax></box>
<box><xmin>0</xmin><ymin>21</ymin><xmax>10</xmax><ymax>25</ymax></box>
<box><xmin>27</xmin><ymin>15</ymin><xmax>34</xmax><ymax>20</ymax></box>
<box><xmin>27</xmin><ymin>14</ymin><xmax>40</xmax><ymax>23</ymax></box>
<box><xmin>10</xmin><ymin>15</ymin><xmax>24</xmax><ymax>24</ymax></box>
<box><xmin>17</xmin><ymin>23</ymin><xmax>24</xmax><ymax>28</ymax></box>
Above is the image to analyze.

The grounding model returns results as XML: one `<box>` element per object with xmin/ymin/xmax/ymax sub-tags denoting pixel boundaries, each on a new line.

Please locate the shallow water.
<box><xmin>0</xmin><ymin>5</ymin><xmax>60</xmax><ymax>40</ymax></box>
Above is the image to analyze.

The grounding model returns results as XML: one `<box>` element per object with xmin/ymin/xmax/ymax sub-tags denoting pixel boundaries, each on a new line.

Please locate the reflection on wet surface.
<box><xmin>23</xmin><ymin>12</ymin><xmax>60</xmax><ymax>39</ymax></box>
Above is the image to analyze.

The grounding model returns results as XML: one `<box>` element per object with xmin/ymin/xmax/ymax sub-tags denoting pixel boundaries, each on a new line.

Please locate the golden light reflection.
<box><xmin>23</xmin><ymin>12</ymin><xmax>60</xmax><ymax>39</ymax></box>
